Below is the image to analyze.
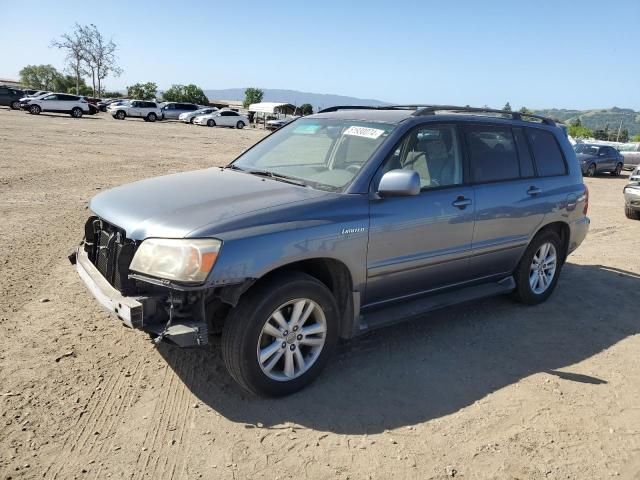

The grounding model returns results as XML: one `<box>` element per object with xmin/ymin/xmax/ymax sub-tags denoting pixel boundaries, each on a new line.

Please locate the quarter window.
<box><xmin>513</xmin><ymin>127</ymin><xmax>535</xmax><ymax>177</ymax></box>
<box><xmin>464</xmin><ymin>125</ymin><xmax>519</xmax><ymax>183</ymax></box>
<box><xmin>526</xmin><ymin>129</ymin><xmax>567</xmax><ymax>177</ymax></box>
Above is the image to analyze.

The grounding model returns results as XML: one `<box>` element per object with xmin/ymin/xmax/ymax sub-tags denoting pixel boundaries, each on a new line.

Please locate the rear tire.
<box><xmin>611</xmin><ymin>163</ymin><xmax>623</xmax><ymax>176</ymax></box>
<box><xmin>10</xmin><ymin>101</ymin><xmax>20</xmax><ymax>110</ymax></box>
<box><xmin>29</xmin><ymin>104</ymin><xmax>41</xmax><ymax>115</ymax></box>
<box><xmin>221</xmin><ymin>272</ymin><xmax>339</xmax><ymax>397</ymax></box>
<box><xmin>625</xmin><ymin>206</ymin><xmax>640</xmax><ymax>220</ymax></box>
<box><xmin>207</xmin><ymin>119</ymin><xmax>215</xmax><ymax>127</ymax></box>
<box><xmin>71</xmin><ymin>107</ymin><xmax>83</xmax><ymax>118</ymax></box>
<box><xmin>147</xmin><ymin>112</ymin><xmax>157</xmax><ymax>122</ymax></box>
<box><xmin>236</xmin><ymin>121</ymin><xmax>245</xmax><ymax>129</ymax></box>
<box><xmin>512</xmin><ymin>230</ymin><xmax>563</xmax><ymax>305</ymax></box>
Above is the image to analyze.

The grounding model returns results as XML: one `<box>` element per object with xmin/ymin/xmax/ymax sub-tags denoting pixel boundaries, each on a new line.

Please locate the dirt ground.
<box><xmin>1</xmin><ymin>107</ymin><xmax>639</xmax><ymax>480</ymax></box>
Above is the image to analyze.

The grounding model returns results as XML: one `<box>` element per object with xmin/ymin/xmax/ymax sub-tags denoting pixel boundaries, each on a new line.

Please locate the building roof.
<box><xmin>248</xmin><ymin>102</ymin><xmax>296</xmax><ymax>114</ymax></box>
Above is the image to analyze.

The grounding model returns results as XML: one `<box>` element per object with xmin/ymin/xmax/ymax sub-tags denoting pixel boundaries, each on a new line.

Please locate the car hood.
<box><xmin>89</xmin><ymin>167</ymin><xmax>328</xmax><ymax>240</ymax></box>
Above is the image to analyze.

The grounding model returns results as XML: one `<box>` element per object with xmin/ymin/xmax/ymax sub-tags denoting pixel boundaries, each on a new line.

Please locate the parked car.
<box><xmin>21</xmin><ymin>89</ymin><xmax>40</xmax><ymax>96</ymax></box>
<box><xmin>266</xmin><ymin>116</ymin><xmax>299</xmax><ymax>130</ymax></box>
<box><xmin>624</xmin><ymin>182</ymin><xmax>640</xmax><ymax>220</ymax></box>
<box><xmin>0</xmin><ymin>86</ymin><xmax>25</xmax><ymax>110</ymax></box>
<box><xmin>160</xmin><ymin>102</ymin><xmax>201</xmax><ymax>120</ymax></box>
<box><xmin>179</xmin><ymin>107</ymin><xmax>218</xmax><ymax>124</ymax></box>
<box><xmin>20</xmin><ymin>93</ymin><xmax>91</xmax><ymax>117</ymax></box>
<box><xmin>194</xmin><ymin>110</ymin><xmax>249</xmax><ymax>128</ymax></box>
<box><xmin>20</xmin><ymin>90</ymin><xmax>50</xmax><ymax>101</ymax></box>
<box><xmin>629</xmin><ymin>165</ymin><xmax>640</xmax><ymax>182</ymax></box>
<box><xmin>110</xmin><ymin>100</ymin><xmax>162</xmax><ymax>122</ymax></box>
<box><xmin>71</xmin><ymin>105</ymin><xmax>589</xmax><ymax>396</ymax></box>
<box><xmin>574</xmin><ymin>143</ymin><xmax>624</xmax><ymax>176</ymax></box>
<box><xmin>98</xmin><ymin>98</ymin><xmax>125</xmax><ymax>112</ymax></box>
<box><xmin>617</xmin><ymin>143</ymin><xmax>640</xmax><ymax>170</ymax></box>
<box><xmin>82</xmin><ymin>96</ymin><xmax>101</xmax><ymax>105</ymax></box>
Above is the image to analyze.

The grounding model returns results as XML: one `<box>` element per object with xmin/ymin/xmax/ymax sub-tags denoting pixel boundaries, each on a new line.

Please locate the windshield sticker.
<box><xmin>344</xmin><ymin>126</ymin><xmax>385</xmax><ymax>139</ymax></box>
<box><xmin>293</xmin><ymin>124</ymin><xmax>321</xmax><ymax>134</ymax></box>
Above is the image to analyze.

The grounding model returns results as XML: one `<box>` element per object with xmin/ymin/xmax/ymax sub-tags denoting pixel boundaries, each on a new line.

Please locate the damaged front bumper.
<box><xmin>71</xmin><ymin>246</ymin><xmax>209</xmax><ymax>347</ymax></box>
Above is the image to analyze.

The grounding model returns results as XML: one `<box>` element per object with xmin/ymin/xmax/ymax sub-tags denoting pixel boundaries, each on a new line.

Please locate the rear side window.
<box><xmin>526</xmin><ymin>129</ymin><xmax>567</xmax><ymax>177</ymax></box>
<box><xmin>464</xmin><ymin>125</ymin><xmax>519</xmax><ymax>183</ymax></box>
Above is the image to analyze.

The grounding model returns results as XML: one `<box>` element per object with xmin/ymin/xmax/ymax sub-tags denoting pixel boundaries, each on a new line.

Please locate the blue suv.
<box><xmin>72</xmin><ymin>105</ymin><xmax>590</xmax><ymax>396</ymax></box>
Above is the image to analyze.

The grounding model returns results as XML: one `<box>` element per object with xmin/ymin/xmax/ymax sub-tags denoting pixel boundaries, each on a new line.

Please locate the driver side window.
<box><xmin>384</xmin><ymin>124</ymin><xmax>463</xmax><ymax>190</ymax></box>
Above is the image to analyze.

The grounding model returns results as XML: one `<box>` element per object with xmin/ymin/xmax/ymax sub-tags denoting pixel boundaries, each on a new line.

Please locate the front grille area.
<box><xmin>84</xmin><ymin>216</ymin><xmax>137</xmax><ymax>295</ymax></box>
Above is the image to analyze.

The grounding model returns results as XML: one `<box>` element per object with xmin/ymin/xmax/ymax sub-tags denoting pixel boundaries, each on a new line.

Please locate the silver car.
<box><xmin>618</xmin><ymin>143</ymin><xmax>640</xmax><ymax>170</ymax></box>
<box><xmin>160</xmin><ymin>102</ymin><xmax>201</xmax><ymax>120</ymax></box>
<box><xmin>624</xmin><ymin>182</ymin><xmax>640</xmax><ymax>220</ymax></box>
<box><xmin>179</xmin><ymin>107</ymin><xmax>218</xmax><ymax>124</ymax></box>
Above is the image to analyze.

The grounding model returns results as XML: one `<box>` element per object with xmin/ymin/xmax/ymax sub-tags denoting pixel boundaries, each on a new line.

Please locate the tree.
<box><xmin>299</xmin><ymin>103</ymin><xmax>313</xmax><ymax>115</ymax></box>
<box><xmin>101</xmin><ymin>90</ymin><xmax>124</xmax><ymax>98</ymax></box>
<box><xmin>619</xmin><ymin>129</ymin><xmax>629</xmax><ymax>143</ymax></box>
<box><xmin>243</xmin><ymin>87</ymin><xmax>264</xmax><ymax>108</ymax></box>
<box><xmin>571</xmin><ymin>117</ymin><xmax>582</xmax><ymax>127</ymax></box>
<box><xmin>51</xmin><ymin>24</ymin><xmax>86</xmax><ymax>94</ymax></box>
<box><xmin>568</xmin><ymin>124</ymin><xmax>593</xmax><ymax>139</ymax></box>
<box><xmin>51</xmin><ymin>74</ymin><xmax>91</xmax><ymax>94</ymax></box>
<box><xmin>162</xmin><ymin>84</ymin><xmax>208</xmax><ymax>104</ymax></box>
<box><xmin>519</xmin><ymin>106</ymin><xmax>533</xmax><ymax>116</ymax></box>
<box><xmin>79</xmin><ymin>24</ymin><xmax>122</xmax><ymax>96</ymax></box>
<box><xmin>502</xmin><ymin>102</ymin><xmax>512</xmax><ymax>112</ymax></box>
<box><xmin>19</xmin><ymin>65</ymin><xmax>61</xmax><ymax>90</ymax></box>
<box><xmin>127</xmin><ymin>82</ymin><xmax>157</xmax><ymax>100</ymax></box>
<box><xmin>632</xmin><ymin>134</ymin><xmax>640</xmax><ymax>142</ymax></box>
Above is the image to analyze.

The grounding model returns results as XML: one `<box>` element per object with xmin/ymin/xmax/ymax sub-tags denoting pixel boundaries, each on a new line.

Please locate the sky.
<box><xmin>2</xmin><ymin>0</ymin><xmax>638</xmax><ymax>110</ymax></box>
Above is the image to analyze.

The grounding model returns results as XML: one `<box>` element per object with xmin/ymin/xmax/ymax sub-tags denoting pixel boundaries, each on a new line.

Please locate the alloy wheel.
<box><xmin>257</xmin><ymin>298</ymin><xmax>327</xmax><ymax>381</ymax></box>
<box><xmin>529</xmin><ymin>242</ymin><xmax>557</xmax><ymax>294</ymax></box>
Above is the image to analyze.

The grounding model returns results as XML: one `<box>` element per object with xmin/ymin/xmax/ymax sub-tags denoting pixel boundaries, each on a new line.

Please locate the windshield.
<box><xmin>574</xmin><ymin>144</ymin><xmax>599</xmax><ymax>155</ymax></box>
<box><xmin>231</xmin><ymin>118</ymin><xmax>396</xmax><ymax>191</ymax></box>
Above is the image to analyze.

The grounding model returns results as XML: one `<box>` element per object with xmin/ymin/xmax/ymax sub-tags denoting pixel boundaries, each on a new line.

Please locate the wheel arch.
<box><xmin>531</xmin><ymin>221</ymin><xmax>570</xmax><ymax>264</ymax></box>
<box><xmin>219</xmin><ymin>257</ymin><xmax>356</xmax><ymax>338</ymax></box>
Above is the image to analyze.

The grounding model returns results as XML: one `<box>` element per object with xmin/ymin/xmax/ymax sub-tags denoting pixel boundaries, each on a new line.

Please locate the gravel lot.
<box><xmin>1</xmin><ymin>108</ymin><xmax>639</xmax><ymax>480</ymax></box>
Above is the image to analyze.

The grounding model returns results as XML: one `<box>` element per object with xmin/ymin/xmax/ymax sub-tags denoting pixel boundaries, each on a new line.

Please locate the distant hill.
<box><xmin>203</xmin><ymin>88</ymin><xmax>389</xmax><ymax>111</ymax></box>
<box><xmin>532</xmin><ymin>107</ymin><xmax>640</xmax><ymax>136</ymax></box>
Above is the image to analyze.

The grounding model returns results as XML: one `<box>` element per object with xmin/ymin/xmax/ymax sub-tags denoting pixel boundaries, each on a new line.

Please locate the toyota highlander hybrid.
<box><xmin>70</xmin><ymin>105</ymin><xmax>590</xmax><ymax>396</ymax></box>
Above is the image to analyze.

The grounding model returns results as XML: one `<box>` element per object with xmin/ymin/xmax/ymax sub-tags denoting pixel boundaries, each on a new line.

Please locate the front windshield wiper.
<box><xmin>226</xmin><ymin>165</ymin><xmax>308</xmax><ymax>187</ymax></box>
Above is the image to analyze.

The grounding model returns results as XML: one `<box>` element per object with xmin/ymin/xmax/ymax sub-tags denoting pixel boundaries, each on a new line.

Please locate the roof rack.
<box><xmin>318</xmin><ymin>104</ymin><xmax>557</xmax><ymax>126</ymax></box>
<box><xmin>412</xmin><ymin>105</ymin><xmax>556</xmax><ymax>126</ymax></box>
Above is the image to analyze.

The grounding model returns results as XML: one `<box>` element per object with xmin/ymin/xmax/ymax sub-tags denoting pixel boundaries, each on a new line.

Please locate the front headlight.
<box><xmin>130</xmin><ymin>238</ymin><xmax>221</xmax><ymax>283</ymax></box>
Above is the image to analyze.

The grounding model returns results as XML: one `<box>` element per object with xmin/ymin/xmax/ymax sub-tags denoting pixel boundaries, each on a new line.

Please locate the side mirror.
<box><xmin>378</xmin><ymin>169</ymin><xmax>421</xmax><ymax>197</ymax></box>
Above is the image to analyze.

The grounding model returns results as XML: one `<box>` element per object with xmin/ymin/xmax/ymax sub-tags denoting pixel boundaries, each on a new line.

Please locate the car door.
<box><xmin>39</xmin><ymin>94</ymin><xmax>59</xmax><ymax>112</ymax></box>
<box><xmin>0</xmin><ymin>87</ymin><xmax>9</xmax><ymax>106</ymax></box>
<box><xmin>366</xmin><ymin>123</ymin><xmax>476</xmax><ymax>305</ymax></box>
<box><xmin>217</xmin><ymin>111</ymin><xmax>232</xmax><ymax>126</ymax></box>
<box><xmin>603</xmin><ymin>146</ymin><xmax>617</xmax><ymax>170</ymax></box>
<box><xmin>465</xmin><ymin>124</ymin><xmax>548</xmax><ymax>278</ymax></box>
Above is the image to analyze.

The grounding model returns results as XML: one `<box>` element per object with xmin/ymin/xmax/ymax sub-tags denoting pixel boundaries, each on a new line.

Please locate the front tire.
<box><xmin>207</xmin><ymin>119</ymin><xmax>216</xmax><ymax>127</ymax></box>
<box><xmin>29</xmin><ymin>104</ymin><xmax>41</xmax><ymax>115</ymax></box>
<box><xmin>512</xmin><ymin>230</ymin><xmax>563</xmax><ymax>305</ymax></box>
<box><xmin>114</xmin><ymin>110</ymin><xmax>126</xmax><ymax>120</ymax></box>
<box><xmin>625</xmin><ymin>206</ymin><xmax>640</xmax><ymax>220</ymax></box>
<box><xmin>221</xmin><ymin>272</ymin><xmax>339</xmax><ymax>397</ymax></box>
<box><xmin>585</xmin><ymin>163</ymin><xmax>596</xmax><ymax>177</ymax></box>
<box><xmin>10</xmin><ymin>101</ymin><xmax>20</xmax><ymax>110</ymax></box>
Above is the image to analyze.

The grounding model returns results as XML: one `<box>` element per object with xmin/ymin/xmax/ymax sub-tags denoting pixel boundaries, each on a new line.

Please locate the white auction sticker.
<box><xmin>343</xmin><ymin>126</ymin><xmax>385</xmax><ymax>139</ymax></box>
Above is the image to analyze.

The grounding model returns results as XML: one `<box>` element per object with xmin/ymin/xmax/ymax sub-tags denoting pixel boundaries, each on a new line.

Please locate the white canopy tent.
<box><xmin>248</xmin><ymin>102</ymin><xmax>297</xmax><ymax>115</ymax></box>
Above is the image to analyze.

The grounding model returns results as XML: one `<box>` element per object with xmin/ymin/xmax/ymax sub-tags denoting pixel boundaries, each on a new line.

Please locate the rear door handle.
<box><xmin>452</xmin><ymin>196</ymin><xmax>472</xmax><ymax>209</ymax></box>
<box><xmin>527</xmin><ymin>186</ymin><xmax>542</xmax><ymax>196</ymax></box>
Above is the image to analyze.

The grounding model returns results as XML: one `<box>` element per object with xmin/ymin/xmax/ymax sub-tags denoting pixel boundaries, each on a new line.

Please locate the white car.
<box><xmin>19</xmin><ymin>90</ymin><xmax>50</xmax><ymax>102</ymax></box>
<box><xmin>193</xmin><ymin>110</ymin><xmax>249</xmax><ymax>129</ymax></box>
<box><xmin>179</xmin><ymin>107</ymin><xmax>218</xmax><ymax>124</ymax></box>
<box><xmin>630</xmin><ymin>165</ymin><xmax>640</xmax><ymax>182</ymax></box>
<box><xmin>110</xmin><ymin>100</ymin><xmax>162</xmax><ymax>122</ymax></box>
<box><xmin>21</xmin><ymin>92</ymin><xmax>90</xmax><ymax>118</ymax></box>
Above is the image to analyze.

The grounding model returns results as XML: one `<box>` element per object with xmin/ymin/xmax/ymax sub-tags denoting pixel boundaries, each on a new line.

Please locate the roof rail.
<box><xmin>318</xmin><ymin>105</ymin><xmax>432</xmax><ymax>113</ymax></box>
<box><xmin>412</xmin><ymin>105</ymin><xmax>556</xmax><ymax>126</ymax></box>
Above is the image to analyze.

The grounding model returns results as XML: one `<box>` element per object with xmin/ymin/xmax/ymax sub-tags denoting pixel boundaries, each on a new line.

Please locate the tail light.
<box><xmin>583</xmin><ymin>184</ymin><xmax>589</xmax><ymax>215</ymax></box>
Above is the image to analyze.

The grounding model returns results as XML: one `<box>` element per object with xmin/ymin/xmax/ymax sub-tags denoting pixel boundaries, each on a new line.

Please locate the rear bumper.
<box><xmin>568</xmin><ymin>216</ymin><xmax>590</xmax><ymax>255</ymax></box>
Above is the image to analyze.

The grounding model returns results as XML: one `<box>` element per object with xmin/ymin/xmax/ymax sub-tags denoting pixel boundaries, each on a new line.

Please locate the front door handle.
<box><xmin>452</xmin><ymin>196</ymin><xmax>472</xmax><ymax>209</ymax></box>
<box><xmin>527</xmin><ymin>186</ymin><xmax>542</xmax><ymax>196</ymax></box>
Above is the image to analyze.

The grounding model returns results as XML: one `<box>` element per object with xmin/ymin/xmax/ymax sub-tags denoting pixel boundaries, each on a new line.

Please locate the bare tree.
<box><xmin>81</xmin><ymin>24</ymin><xmax>121</xmax><ymax>96</ymax></box>
<box><xmin>51</xmin><ymin>24</ymin><xmax>86</xmax><ymax>95</ymax></box>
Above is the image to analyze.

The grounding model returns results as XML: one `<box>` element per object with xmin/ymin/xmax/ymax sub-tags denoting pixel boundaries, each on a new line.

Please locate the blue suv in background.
<box><xmin>72</xmin><ymin>105</ymin><xmax>590</xmax><ymax>396</ymax></box>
